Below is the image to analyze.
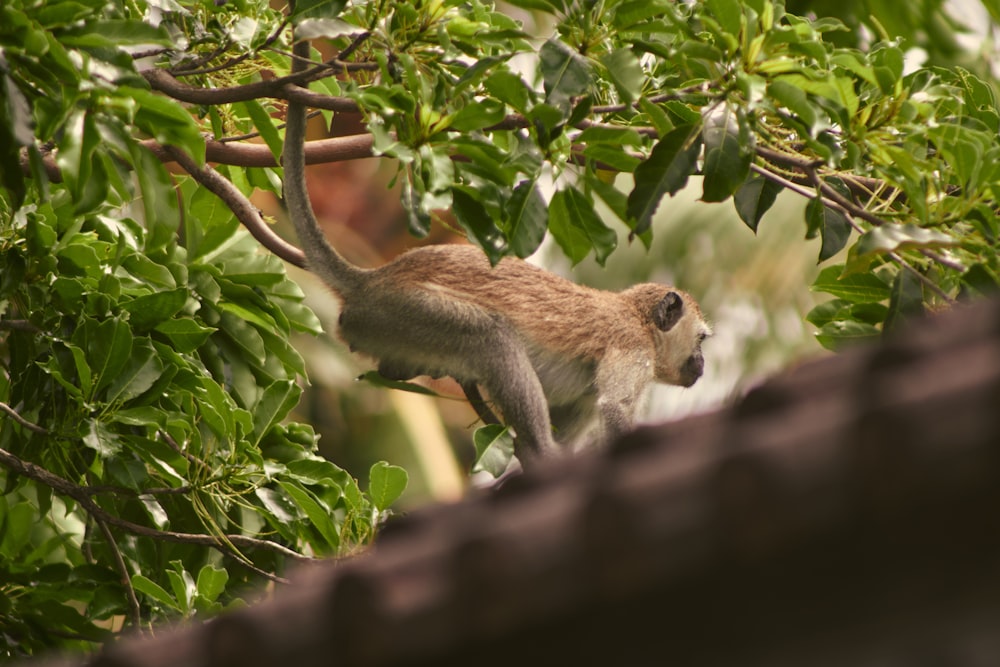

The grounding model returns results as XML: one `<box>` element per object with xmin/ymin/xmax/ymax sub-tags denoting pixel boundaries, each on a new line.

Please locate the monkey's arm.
<box><xmin>594</xmin><ymin>350</ymin><xmax>650</xmax><ymax>444</ymax></box>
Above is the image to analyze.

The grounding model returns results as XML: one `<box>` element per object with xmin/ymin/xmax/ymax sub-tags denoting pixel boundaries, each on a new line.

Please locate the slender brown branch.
<box><xmin>755</xmin><ymin>145</ymin><xmax>892</xmax><ymax>203</ymax></box>
<box><xmin>172</xmin><ymin>19</ymin><xmax>286</xmax><ymax>77</ymax></box>
<box><xmin>94</xmin><ymin>516</ymin><xmax>143</xmax><ymax>630</ymax></box>
<box><xmin>84</xmin><ymin>484</ymin><xmax>194</xmax><ymax>497</ymax></box>
<box><xmin>0</xmin><ymin>319</ymin><xmax>40</xmax><ymax>332</ymax></box>
<box><xmin>143</xmin><ymin>64</ymin><xmax>370</xmax><ymax>111</ymax></box>
<box><xmin>751</xmin><ymin>163</ymin><xmax>956</xmax><ymax>304</ymax></box>
<box><xmin>164</xmin><ymin>145</ymin><xmax>308</xmax><ymax>269</ymax></box>
<box><xmin>160</xmin><ymin>429</ymin><xmax>212</xmax><ymax>475</ymax></box>
<box><xmin>0</xmin><ymin>401</ymin><xmax>50</xmax><ymax>434</ymax></box>
<box><xmin>157</xmin><ymin>134</ymin><xmax>375</xmax><ymax>168</ymax></box>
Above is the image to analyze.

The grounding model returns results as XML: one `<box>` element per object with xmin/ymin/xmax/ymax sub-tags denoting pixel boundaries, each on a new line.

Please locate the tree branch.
<box><xmin>164</xmin><ymin>145</ymin><xmax>308</xmax><ymax>269</ymax></box>
<box><xmin>23</xmin><ymin>134</ymin><xmax>376</xmax><ymax>183</ymax></box>
<box><xmin>94</xmin><ymin>515</ymin><xmax>143</xmax><ymax>631</ymax></box>
<box><xmin>751</xmin><ymin>163</ymin><xmax>956</xmax><ymax>304</ymax></box>
<box><xmin>0</xmin><ymin>401</ymin><xmax>50</xmax><ymax>434</ymax></box>
<box><xmin>143</xmin><ymin>65</ymin><xmax>370</xmax><ymax>111</ymax></box>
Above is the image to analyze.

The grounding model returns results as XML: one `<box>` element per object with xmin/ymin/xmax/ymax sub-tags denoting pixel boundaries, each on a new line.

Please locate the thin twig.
<box><xmin>0</xmin><ymin>401</ymin><xmax>49</xmax><ymax>434</ymax></box>
<box><xmin>0</xmin><ymin>319</ymin><xmax>40</xmax><ymax>332</ymax></box>
<box><xmin>94</xmin><ymin>516</ymin><xmax>143</xmax><ymax>630</ymax></box>
<box><xmin>164</xmin><ymin>145</ymin><xmax>308</xmax><ymax>269</ymax></box>
<box><xmin>751</xmin><ymin>163</ymin><xmax>956</xmax><ymax>304</ymax></box>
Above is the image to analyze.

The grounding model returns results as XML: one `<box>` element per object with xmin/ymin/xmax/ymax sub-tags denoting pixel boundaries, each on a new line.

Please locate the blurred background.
<box><xmin>262</xmin><ymin>0</ymin><xmax>999</xmax><ymax>505</ymax></box>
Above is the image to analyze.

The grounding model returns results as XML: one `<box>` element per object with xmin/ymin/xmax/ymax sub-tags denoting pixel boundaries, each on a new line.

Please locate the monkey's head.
<box><xmin>627</xmin><ymin>285</ymin><xmax>712</xmax><ymax>388</ymax></box>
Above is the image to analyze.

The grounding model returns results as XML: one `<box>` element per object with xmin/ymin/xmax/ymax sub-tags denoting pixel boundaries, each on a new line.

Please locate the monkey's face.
<box><xmin>648</xmin><ymin>290</ymin><xmax>711</xmax><ymax>387</ymax></box>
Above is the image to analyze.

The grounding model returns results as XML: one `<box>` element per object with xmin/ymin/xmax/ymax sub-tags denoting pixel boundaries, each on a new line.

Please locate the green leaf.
<box><xmin>805</xmin><ymin>198</ymin><xmax>851</xmax><ymax>262</ymax></box>
<box><xmin>706</xmin><ymin>0</ymin><xmax>743</xmax><ymax>38</ymax></box>
<box><xmin>122</xmin><ymin>288</ymin><xmax>188</xmax><ymax>332</ymax></box>
<box><xmin>291</xmin><ymin>0</ymin><xmax>348</xmax><ymax>21</ymax></box>
<box><xmin>503</xmin><ymin>0</ymin><xmax>561</xmax><ymax>12</ymax></box>
<box><xmin>472</xmin><ymin>423</ymin><xmax>515</xmax><ymax>477</ymax></box>
<box><xmin>768</xmin><ymin>79</ymin><xmax>818</xmax><ymax>131</ymax></box>
<box><xmin>0</xmin><ymin>502</ymin><xmax>35</xmax><ymax>558</ymax></box>
<box><xmin>885</xmin><ymin>269</ymin><xmax>924</xmax><ymax>331</ymax></box>
<box><xmin>368</xmin><ymin>461</ymin><xmax>408</xmax><ymax>512</ymax></box>
<box><xmin>125</xmin><ymin>88</ymin><xmax>204</xmax><ymax>160</ymax></box>
<box><xmin>702</xmin><ymin>108</ymin><xmax>752</xmax><ymax>203</ymax></box>
<box><xmin>166</xmin><ymin>562</ymin><xmax>196</xmax><ymax>614</ymax></box>
<box><xmin>451</xmin><ymin>187</ymin><xmax>506</xmax><ymax>265</ymax></box>
<box><xmin>581</xmin><ymin>145</ymin><xmax>642</xmax><ymax>173</ymax></box>
<box><xmin>255</xmin><ymin>487</ymin><xmax>302</xmax><ymax>524</ymax></box>
<box><xmin>359</xmin><ymin>370</ymin><xmax>441</xmax><ymax>396</ymax></box>
<box><xmin>85</xmin><ymin>317</ymin><xmax>134</xmax><ymax>396</ymax></box>
<box><xmin>814</xmin><ymin>319</ymin><xmax>880</xmax><ymax>351</ymax></box>
<box><xmin>252</xmin><ymin>381</ymin><xmax>300</xmax><ymax>447</ymax></box>
<box><xmin>83</xmin><ymin>420</ymin><xmax>123</xmax><ymax>456</ymax></box>
<box><xmin>154</xmin><ymin>319</ymin><xmax>216</xmax><ymax>353</ymax></box>
<box><xmin>277</xmin><ymin>481</ymin><xmax>341</xmax><ymax>550</ymax></box>
<box><xmin>484</xmin><ymin>71</ymin><xmax>532</xmax><ymax>114</ymax></box>
<box><xmin>105</xmin><ymin>341</ymin><xmax>164</xmax><ymax>404</ymax></box>
<box><xmin>811</xmin><ymin>265</ymin><xmax>891</xmax><ymax>303</ymax></box>
<box><xmin>601</xmin><ymin>48</ymin><xmax>644</xmax><ymax>103</ymax></box>
<box><xmin>853</xmin><ymin>224</ymin><xmax>957</xmax><ymax>259</ymax></box>
<box><xmin>450</xmin><ymin>98</ymin><xmax>507</xmax><ymax>131</ymax></box>
<box><xmin>506</xmin><ymin>180</ymin><xmax>548</xmax><ymax>258</ymax></box>
<box><xmin>59</xmin><ymin>19</ymin><xmax>170</xmax><ymax>47</ymax></box>
<box><xmin>576</xmin><ymin>126</ymin><xmax>644</xmax><ymax>146</ymax></box>
<box><xmin>132</xmin><ymin>145</ymin><xmax>182</xmax><ymax>246</ymax></box>
<box><xmin>195</xmin><ymin>565</ymin><xmax>229</xmax><ymax>604</ymax></box>
<box><xmin>638</xmin><ymin>97</ymin><xmax>675</xmax><ymax>137</ymax></box>
<box><xmin>239</xmin><ymin>100</ymin><xmax>284</xmax><ymax>164</ymax></box>
<box><xmin>734</xmin><ymin>175</ymin><xmax>782</xmax><ymax>232</ymax></box>
<box><xmin>613</xmin><ymin>0</ymin><xmax>672</xmax><ymax>29</ymax></box>
<box><xmin>539</xmin><ymin>38</ymin><xmax>592</xmax><ymax>111</ymax></box>
<box><xmin>627</xmin><ymin>125</ymin><xmax>702</xmax><ymax>234</ymax></box>
<box><xmin>549</xmin><ymin>186</ymin><xmax>618</xmax><ymax>266</ymax></box>
<box><xmin>132</xmin><ymin>575</ymin><xmax>181</xmax><ymax>610</ymax></box>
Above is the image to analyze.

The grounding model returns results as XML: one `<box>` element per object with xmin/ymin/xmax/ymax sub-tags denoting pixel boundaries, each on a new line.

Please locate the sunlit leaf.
<box><xmin>368</xmin><ymin>461</ymin><xmax>408</xmax><ymax>512</ymax></box>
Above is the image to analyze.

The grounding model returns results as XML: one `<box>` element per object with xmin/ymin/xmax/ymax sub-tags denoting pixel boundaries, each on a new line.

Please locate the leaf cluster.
<box><xmin>0</xmin><ymin>0</ymin><xmax>407</xmax><ymax>654</ymax></box>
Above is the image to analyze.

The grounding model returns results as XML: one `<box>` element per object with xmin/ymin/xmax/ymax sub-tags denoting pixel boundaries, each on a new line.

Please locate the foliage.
<box><xmin>0</xmin><ymin>0</ymin><xmax>410</xmax><ymax>655</ymax></box>
<box><xmin>0</xmin><ymin>0</ymin><xmax>998</xmax><ymax>655</ymax></box>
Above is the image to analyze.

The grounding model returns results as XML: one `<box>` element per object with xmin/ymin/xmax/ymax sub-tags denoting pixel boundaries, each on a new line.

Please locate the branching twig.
<box><xmin>94</xmin><ymin>516</ymin><xmax>142</xmax><ymax>630</ymax></box>
<box><xmin>0</xmin><ymin>401</ymin><xmax>49</xmax><ymax>434</ymax></box>
<box><xmin>751</xmin><ymin>163</ymin><xmax>956</xmax><ymax>304</ymax></box>
<box><xmin>164</xmin><ymin>145</ymin><xmax>308</xmax><ymax>269</ymax></box>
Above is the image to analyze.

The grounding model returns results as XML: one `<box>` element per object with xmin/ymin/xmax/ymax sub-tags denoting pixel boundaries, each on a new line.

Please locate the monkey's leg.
<box><xmin>339</xmin><ymin>295</ymin><xmax>557</xmax><ymax>464</ymax></box>
<box><xmin>473</xmin><ymin>330</ymin><xmax>559</xmax><ymax>465</ymax></box>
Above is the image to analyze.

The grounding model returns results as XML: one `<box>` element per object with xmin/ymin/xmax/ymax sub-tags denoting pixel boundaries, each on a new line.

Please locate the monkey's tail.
<box><xmin>282</xmin><ymin>37</ymin><xmax>368</xmax><ymax>295</ymax></box>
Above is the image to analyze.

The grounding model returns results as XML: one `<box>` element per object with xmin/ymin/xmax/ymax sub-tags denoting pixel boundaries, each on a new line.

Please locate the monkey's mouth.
<box><xmin>679</xmin><ymin>355</ymin><xmax>704</xmax><ymax>387</ymax></box>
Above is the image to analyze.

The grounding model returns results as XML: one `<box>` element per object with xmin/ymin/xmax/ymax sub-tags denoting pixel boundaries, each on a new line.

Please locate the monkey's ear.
<box><xmin>653</xmin><ymin>291</ymin><xmax>684</xmax><ymax>331</ymax></box>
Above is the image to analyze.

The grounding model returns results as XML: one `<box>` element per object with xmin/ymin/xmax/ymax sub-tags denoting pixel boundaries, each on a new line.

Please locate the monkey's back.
<box><xmin>368</xmin><ymin>244</ymin><xmax>657</xmax><ymax>361</ymax></box>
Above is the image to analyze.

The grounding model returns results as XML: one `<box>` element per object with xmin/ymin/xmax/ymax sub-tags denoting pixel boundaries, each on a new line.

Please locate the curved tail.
<box><xmin>282</xmin><ymin>38</ymin><xmax>367</xmax><ymax>295</ymax></box>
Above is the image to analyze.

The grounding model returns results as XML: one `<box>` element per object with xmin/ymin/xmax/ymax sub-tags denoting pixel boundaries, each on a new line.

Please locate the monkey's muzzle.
<box><xmin>679</xmin><ymin>353</ymin><xmax>705</xmax><ymax>387</ymax></box>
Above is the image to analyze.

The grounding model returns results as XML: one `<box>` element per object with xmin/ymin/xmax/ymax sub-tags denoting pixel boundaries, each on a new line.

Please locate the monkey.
<box><xmin>281</xmin><ymin>40</ymin><xmax>711</xmax><ymax>468</ymax></box>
